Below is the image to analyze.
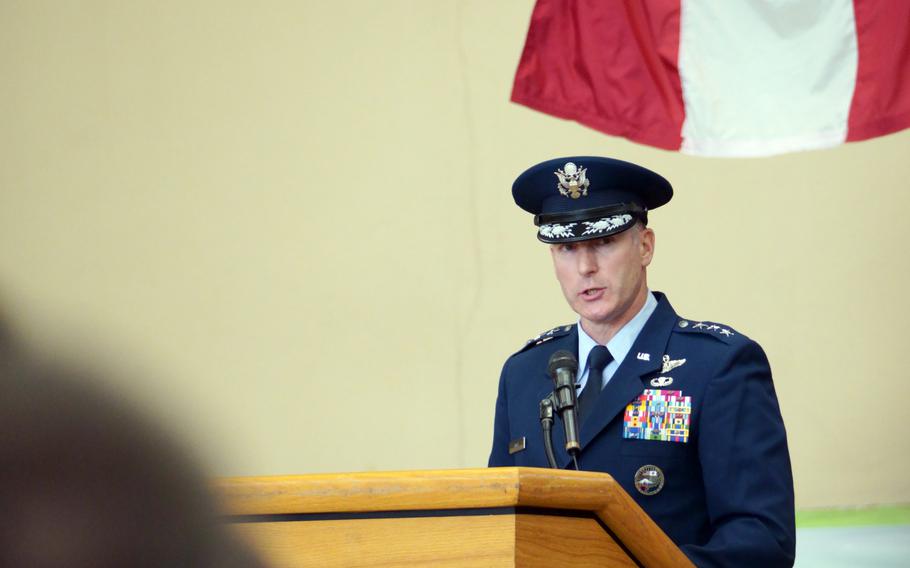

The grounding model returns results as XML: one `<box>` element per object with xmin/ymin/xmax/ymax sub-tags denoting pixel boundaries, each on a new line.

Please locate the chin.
<box><xmin>579</xmin><ymin>307</ymin><xmax>616</xmax><ymax>325</ymax></box>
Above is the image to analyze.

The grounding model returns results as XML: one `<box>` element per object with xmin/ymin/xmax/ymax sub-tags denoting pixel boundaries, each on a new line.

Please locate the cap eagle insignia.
<box><xmin>555</xmin><ymin>162</ymin><xmax>590</xmax><ymax>199</ymax></box>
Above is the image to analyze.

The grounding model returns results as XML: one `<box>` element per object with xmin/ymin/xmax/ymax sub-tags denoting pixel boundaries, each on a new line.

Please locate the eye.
<box><xmin>558</xmin><ymin>242</ymin><xmax>575</xmax><ymax>252</ymax></box>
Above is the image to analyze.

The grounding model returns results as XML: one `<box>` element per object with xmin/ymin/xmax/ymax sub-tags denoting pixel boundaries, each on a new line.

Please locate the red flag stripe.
<box><xmin>511</xmin><ymin>0</ymin><xmax>684</xmax><ymax>150</ymax></box>
<box><xmin>846</xmin><ymin>0</ymin><xmax>910</xmax><ymax>142</ymax></box>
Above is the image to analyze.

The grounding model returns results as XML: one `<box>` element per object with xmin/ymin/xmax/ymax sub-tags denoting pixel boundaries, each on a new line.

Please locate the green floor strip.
<box><xmin>796</xmin><ymin>505</ymin><xmax>910</xmax><ymax>528</ymax></box>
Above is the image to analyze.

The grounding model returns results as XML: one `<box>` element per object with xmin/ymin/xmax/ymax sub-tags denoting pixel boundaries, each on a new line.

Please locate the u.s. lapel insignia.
<box><xmin>661</xmin><ymin>354</ymin><xmax>686</xmax><ymax>374</ymax></box>
<box><xmin>636</xmin><ymin>352</ymin><xmax>650</xmax><ymax>361</ymax></box>
<box><xmin>650</xmin><ymin>376</ymin><xmax>673</xmax><ymax>387</ymax></box>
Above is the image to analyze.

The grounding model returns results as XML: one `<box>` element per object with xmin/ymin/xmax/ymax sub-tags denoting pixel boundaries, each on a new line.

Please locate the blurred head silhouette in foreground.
<box><xmin>0</xmin><ymin>347</ymin><xmax>265</xmax><ymax>568</ymax></box>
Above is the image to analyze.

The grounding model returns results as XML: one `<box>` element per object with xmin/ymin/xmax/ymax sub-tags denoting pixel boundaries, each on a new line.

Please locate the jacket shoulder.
<box><xmin>673</xmin><ymin>318</ymin><xmax>749</xmax><ymax>346</ymax></box>
<box><xmin>513</xmin><ymin>324</ymin><xmax>574</xmax><ymax>355</ymax></box>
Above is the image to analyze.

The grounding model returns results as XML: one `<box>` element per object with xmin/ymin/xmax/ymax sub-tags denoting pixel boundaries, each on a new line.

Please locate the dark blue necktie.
<box><xmin>577</xmin><ymin>345</ymin><xmax>613</xmax><ymax>423</ymax></box>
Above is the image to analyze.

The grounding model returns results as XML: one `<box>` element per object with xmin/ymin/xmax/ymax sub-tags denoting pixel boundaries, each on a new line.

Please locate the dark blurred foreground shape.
<box><xmin>0</xmin><ymin>347</ymin><xmax>266</xmax><ymax>568</ymax></box>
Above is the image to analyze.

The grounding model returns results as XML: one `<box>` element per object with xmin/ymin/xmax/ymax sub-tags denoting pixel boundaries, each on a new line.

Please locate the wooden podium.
<box><xmin>217</xmin><ymin>467</ymin><xmax>693</xmax><ymax>568</ymax></box>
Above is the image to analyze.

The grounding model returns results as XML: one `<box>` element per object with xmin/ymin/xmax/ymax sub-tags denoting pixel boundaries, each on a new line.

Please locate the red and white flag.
<box><xmin>512</xmin><ymin>0</ymin><xmax>910</xmax><ymax>157</ymax></box>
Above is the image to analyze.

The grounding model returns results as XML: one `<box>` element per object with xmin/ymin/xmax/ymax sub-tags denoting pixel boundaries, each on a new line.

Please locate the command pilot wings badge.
<box><xmin>661</xmin><ymin>354</ymin><xmax>686</xmax><ymax>374</ymax></box>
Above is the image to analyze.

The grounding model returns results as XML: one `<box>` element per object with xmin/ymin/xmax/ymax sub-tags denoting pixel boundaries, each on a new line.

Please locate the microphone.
<box><xmin>547</xmin><ymin>350</ymin><xmax>581</xmax><ymax>460</ymax></box>
<box><xmin>538</xmin><ymin>393</ymin><xmax>559</xmax><ymax>469</ymax></box>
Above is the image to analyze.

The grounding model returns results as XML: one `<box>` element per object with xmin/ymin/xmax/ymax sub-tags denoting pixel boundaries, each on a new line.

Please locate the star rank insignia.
<box><xmin>526</xmin><ymin>324</ymin><xmax>572</xmax><ymax>345</ymax></box>
<box><xmin>661</xmin><ymin>354</ymin><xmax>686</xmax><ymax>374</ymax></box>
<box><xmin>518</xmin><ymin>324</ymin><xmax>573</xmax><ymax>353</ymax></box>
<box><xmin>692</xmin><ymin>321</ymin><xmax>736</xmax><ymax>338</ymax></box>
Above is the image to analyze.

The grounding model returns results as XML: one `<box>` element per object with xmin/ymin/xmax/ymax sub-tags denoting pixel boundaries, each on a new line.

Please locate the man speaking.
<box><xmin>488</xmin><ymin>157</ymin><xmax>795</xmax><ymax>567</ymax></box>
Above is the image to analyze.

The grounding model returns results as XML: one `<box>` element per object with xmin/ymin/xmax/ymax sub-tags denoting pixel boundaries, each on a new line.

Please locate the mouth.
<box><xmin>579</xmin><ymin>287</ymin><xmax>605</xmax><ymax>300</ymax></box>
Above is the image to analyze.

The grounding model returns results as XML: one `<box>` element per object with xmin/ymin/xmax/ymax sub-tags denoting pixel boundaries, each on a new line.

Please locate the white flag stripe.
<box><xmin>678</xmin><ymin>0</ymin><xmax>859</xmax><ymax>157</ymax></box>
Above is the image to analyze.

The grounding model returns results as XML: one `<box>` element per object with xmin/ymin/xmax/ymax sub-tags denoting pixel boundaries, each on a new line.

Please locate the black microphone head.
<box><xmin>547</xmin><ymin>350</ymin><xmax>578</xmax><ymax>378</ymax></box>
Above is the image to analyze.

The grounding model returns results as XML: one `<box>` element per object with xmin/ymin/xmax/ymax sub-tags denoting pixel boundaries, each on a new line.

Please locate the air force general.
<box><xmin>488</xmin><ymin>157</ymin><xmax>795</xmax><ymax>567</ymax></box>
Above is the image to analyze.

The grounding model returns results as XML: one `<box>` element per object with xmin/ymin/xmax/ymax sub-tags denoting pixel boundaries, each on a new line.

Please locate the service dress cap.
<box><xmin>512</xmin><ymin>156</ymin><xmax>672</xmax><ymax>243</ymax></box>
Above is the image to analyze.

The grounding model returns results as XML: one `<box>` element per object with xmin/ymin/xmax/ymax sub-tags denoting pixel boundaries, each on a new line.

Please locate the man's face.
<box><xmin>549</xmin><ymin>225</ymin><xmax>654</xmax><ymax>333</ymax></box>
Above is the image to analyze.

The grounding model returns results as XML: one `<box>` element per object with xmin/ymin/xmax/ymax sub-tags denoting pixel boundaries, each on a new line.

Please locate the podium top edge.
<box><xmin>215</xmin><ymin>467</ymin><xmax>620</xmax><ymax>517</ymax></box>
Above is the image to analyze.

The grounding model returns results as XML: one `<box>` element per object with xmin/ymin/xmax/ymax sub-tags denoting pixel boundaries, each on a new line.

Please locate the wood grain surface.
<box><xmin>218</xmin><ymin>467</ymin><xmax>694</xmax><ymax>568</ymax></box>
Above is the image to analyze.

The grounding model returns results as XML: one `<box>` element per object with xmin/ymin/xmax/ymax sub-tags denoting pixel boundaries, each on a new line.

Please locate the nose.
<box><xmin>577</xmin><ymin>245</ymin><xmax>598</xmax><ymax>275</ymax></box>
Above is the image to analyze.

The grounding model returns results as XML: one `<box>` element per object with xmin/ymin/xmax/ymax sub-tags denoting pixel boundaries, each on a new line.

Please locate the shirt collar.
<box><xmin>577</xmin><ymin>290</ymin><xmax>658</xmax><ymax>373</ymax></box>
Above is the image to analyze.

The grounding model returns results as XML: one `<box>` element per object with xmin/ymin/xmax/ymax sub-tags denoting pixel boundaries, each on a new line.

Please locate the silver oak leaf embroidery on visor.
<box><xmin>539</xmin><ymin>222</ymin><xmax>577</xmax><ymax>239</ymax></box>
<box><xmin>581</xmin><ymin>214</ymin><xmax>633</xmax><ymax>236</ymax></box>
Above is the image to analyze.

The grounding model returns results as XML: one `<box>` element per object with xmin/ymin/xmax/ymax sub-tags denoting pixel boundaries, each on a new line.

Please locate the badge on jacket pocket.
<box><xmin>623</xmin><ymin>389</ymin><xmax>691</xmax><ymax>443</ymax></box>
<box><xmin>508</xmin><ymin>437</ymin><xmax>526</xmax><ymax>454</ymax></box>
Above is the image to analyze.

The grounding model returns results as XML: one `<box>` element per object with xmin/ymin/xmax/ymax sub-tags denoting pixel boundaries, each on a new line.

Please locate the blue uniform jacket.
<box><xmin>488</xmin><ymin>293</ymin><xmax>795</xmax><ymax>567</ymax></box>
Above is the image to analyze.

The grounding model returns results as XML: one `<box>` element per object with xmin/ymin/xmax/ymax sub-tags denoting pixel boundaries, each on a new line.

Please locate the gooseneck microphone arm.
<box><xmin>538</xmin><ymin>393</ymin><xmax>559</xmax><ymax>469</ymax></box>
<box><xmin>547</xmin><ymin>350</ymin><xmax>582</xmax><ymax>470</ymax></box>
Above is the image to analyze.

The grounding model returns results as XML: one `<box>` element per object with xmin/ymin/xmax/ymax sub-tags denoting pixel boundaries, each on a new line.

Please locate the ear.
<box><xmin>639</xmin><ymin>227</ymin><xmax>655</xmax><ymax>267</ymax></box>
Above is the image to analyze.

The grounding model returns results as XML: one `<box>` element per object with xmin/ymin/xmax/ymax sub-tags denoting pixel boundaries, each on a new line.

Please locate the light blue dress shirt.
<box><xmin>576</xmin><ymin>290</ymin><xmax>658</xmax><ymax>393</ymax></box>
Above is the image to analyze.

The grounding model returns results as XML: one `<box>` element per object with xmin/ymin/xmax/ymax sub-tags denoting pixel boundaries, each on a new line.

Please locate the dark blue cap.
<box><xmin>512</xmin><ymin>156</ymin><xmax>672</xmax><ymax>243</ymax></box>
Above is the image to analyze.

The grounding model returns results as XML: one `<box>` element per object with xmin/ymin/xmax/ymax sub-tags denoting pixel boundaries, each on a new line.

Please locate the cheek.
<box><xmin>554</xmin><ymin>267</ymin><xmax>574</xmax><ymax>294</ymax></box>
<box><xmin>552</xmin><ymin>257</ymin><xmax>571</xmax><ymax>281</ymax></box>
<box><xmin>553</xmin><ymin>264</ymin><xmax>578</xmax><ymax>298</ymax></box>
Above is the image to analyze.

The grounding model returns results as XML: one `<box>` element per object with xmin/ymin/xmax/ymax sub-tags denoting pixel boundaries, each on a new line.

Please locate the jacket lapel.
<box><xmin>574</xmin><ymin>294</ymin><xmax>680</xmax><ymax>458</ymax></box>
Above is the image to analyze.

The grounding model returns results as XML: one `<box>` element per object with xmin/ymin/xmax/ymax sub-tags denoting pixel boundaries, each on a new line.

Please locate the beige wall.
<box><xmin>2</xmin><ymin>1</ymin><xmax>908</xmax><ymax>509</ymax></box>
